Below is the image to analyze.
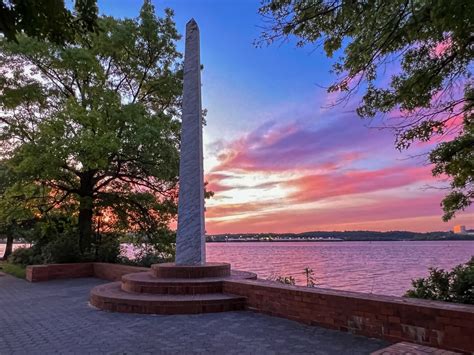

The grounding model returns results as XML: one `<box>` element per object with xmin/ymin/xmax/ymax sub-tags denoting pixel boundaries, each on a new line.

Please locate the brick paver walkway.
<box><xmin>0</xmin><ymin>275</ymin><xmax>388</xmax><ymax>354</ymax></box>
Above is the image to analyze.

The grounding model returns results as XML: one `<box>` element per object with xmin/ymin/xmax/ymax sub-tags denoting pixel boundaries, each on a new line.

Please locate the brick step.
<box><xmin>151</xmin><ymin>262</ymin><xmax>232</xmax><ymax>279</ymax></box>
<box><xmin>121</xmin><ymin>270</ymin><xmax>257</xmax><ymax>295</ymax></box>
<box><xmin>90</xmin><ymin>282</ymin><xmax>247</xmax><ymax>314</ymax></box>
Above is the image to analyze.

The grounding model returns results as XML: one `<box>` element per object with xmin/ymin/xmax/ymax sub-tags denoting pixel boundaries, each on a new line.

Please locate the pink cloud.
<box><xmin>211</xmin><ymin>114</ymin><xmax>395</xmax><ymax>174</ymax></box>
<box><xmin>204</xmin><ymin>107</ymin><xmax>468</xmax><ymax>233</ymax></box>
<box><xmin>286</xmin><ymin>165</ymin><xmax>433</xmax><ymax>204</ymax></box>
<box><xmin>205</xmin><ymin>164</ymin><xmax>436</xmax><ymax>221</ymax></box>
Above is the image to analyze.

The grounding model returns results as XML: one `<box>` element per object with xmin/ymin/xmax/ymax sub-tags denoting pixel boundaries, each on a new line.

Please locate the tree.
<box><xmin>259</xmin><ymin>0</ymin><xmax>473</xmax><ymax>220</ymax></box>
<box><xmin>0</xmin><ymin>162</ymin><xmax>39</xmax><ymax>259</ymax></box>
<box><xmin>0</xmin><ymin>0</ymin><xmax>183</xmax><ymax>254</ymax></box>
<box><xmin>0</xmin><ymin>0</ymin><xmax>98</xmax><ymax>44</ymax></box>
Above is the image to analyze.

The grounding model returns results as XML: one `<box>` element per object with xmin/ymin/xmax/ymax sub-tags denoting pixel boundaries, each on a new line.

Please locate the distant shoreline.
<box><xmin>206</xmin><ymin>230</ymin><xmax>474</xmax><ymax>243</ymax></box>
<box><xmin>2</xmin><ymin>234</ymin><xmax>474</xmax><ymax>246</ymax></box>
<box><xmin>207</xmin><ymin>238</ymin><xmax>474</xmax><ymax>243</ymax></box>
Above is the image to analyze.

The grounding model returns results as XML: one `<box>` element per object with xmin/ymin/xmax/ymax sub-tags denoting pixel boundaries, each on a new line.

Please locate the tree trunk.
<box><xmin>78</xmin><ymin>172</ymin><xmax>95</xmax><ymax>254</ymax></box>
<box><xmin>2</xmin><ymin>234</ymin><xmax>13</xmax><ymax>260</ymax></box>
<box><xmin>78</xmin><ymin>204</ymin><xmax>93</xmax><ymax>253</ymax></box>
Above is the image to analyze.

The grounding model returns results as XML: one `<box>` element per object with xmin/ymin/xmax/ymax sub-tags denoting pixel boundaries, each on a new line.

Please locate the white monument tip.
<box><xmin>186</xmin><ymin>18</ymin><xmax>198</xmax><ymax>29</ymax></box>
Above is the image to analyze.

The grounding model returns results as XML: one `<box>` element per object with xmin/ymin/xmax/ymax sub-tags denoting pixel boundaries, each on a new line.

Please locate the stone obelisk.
<box><xmin>176</xmin><ymin>19</ymin><xmax>206</xmax><ymax>265</ymax></box>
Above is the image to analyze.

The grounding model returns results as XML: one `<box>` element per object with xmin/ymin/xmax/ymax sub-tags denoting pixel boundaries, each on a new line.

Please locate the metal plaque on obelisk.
<box><xmin>175</xmin><ymin>19</ymin><xmax>206</xmax><ymax>265</ymax></box>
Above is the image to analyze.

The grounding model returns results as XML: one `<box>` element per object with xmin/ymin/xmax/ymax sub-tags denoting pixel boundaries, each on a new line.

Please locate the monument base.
<box><xmin>90</xmin><ymin>263</ymin><xmax>256</xmax><ymax>314</ymax></box>
<box><xmin>152</xmin><ymin>262</ymin><xmax>231</xmax><ymax>278</ymax></box>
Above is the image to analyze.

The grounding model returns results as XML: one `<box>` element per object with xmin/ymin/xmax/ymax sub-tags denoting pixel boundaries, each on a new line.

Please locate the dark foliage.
<box><xmin>406</xmin><ymin>257</ymin><xmax>474</xmax><ymax>304</ymax></box>
<box><xmin>0</xmin><ymin>0</ymin><xmax>98</xmax><ymax>44</ymax></box>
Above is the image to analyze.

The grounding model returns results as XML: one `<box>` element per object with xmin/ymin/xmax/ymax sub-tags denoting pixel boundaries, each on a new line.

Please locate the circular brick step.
<box><xmin>121</xmin><ymin>270</ymin><xmax>257</xmax><ymax>295</ymax></box>
<box><xmin>151</xmin><ymin>262</ymin><xmax>231</xmax><ymax>279</ymax></box>
<box><xmin>90</xmin><ymin>282</ymin><xmax>247</xmax><ymax>314</ymax></box>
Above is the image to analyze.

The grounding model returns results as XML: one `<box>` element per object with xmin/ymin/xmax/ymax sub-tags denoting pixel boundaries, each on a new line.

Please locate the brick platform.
<box><xmin>121</xmin><ymin>270</ymin><xmax>253</xmax><ymax>294</ymax></box>
<box><xmin>90</xmin><ymin>263</ymin><xmax>257</xmax><ymax>315</ymax></box>
<box><xmin>24</xmin><ymin>262</ymin><xmax>474</xmax><ymax>353</ymax></box>
<box><xmin>91</xmin><ymin>282</ymin><xmax>247</xmax><ymax>314</ymax></box>
<box><xmin>152</xmin><ymin>262</ymin><xmax>231</xmax><ymax>278</ymax></box>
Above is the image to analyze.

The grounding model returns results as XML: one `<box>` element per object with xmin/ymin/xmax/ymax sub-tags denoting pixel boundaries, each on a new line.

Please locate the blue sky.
<box><xmin>99</xmin><ymin>0</ymin><xmax>334</xmax><ymax>138</ymax></box>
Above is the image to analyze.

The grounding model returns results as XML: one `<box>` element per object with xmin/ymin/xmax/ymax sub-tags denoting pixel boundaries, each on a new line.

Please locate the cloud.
<box><xmin>207</xmin><ymin>192</ymin><xmax>474</xmax><ymax>234</ymax></box>
<box><xmin>203</xmin><ymin>95</ymin><xmax>470</xmax><ymax>234</ymax></box>
<box><xmin>285</xmin><ymin>165</ymin><xmax>433</xmax><ymax>204</ymax></box>
<box><xmin>211</xmin><ymin>112</ymin><xmax>396</xmax><ymax>174</ymax></box>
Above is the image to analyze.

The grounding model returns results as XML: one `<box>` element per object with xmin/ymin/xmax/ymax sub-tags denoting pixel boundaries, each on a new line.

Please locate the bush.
<box><xmin>30</xmin><ymin>216</ymin><xmax>83</xmax><ymax>264</ymax></box>
<box><xmin>267</xmin><ymin>274</ymin><xmax>296</xmax><ymax>285</ymax></box>
<box><xmin>268</xmin><ymin>267</ymin><xmax>319</xmax><ymax>287</ymax></box>
<box><xmin>405</xmin><ymin>257</ymin><xmax>474</xmax><ymax>304</ymax></box>
<box><xmin>276</xmin><ymin>276</ymin><xmax>296</xmax><ymax>285</ymax></box>
<box><xmin>117</xmin><ymin>244</ymin><xmax>174</xmax><ymax>267</ymax></box>
<box><xmin>40</xmin><ymin>234</ymin><xmax>81</xmax><ymax>264</ymax></box>
<box><xmin>8</xmin><ymin>247</ymin><xmax>36</xmax><ymax>266</ymax></box>
<box><xmin>95</xmin><ymin>233</ymin><xmax>121</xmax><ymax>263</ymax></box>
<box><xmin>118</xmin><ymin>252</ymin><xmax>169</xmax><ymax>267</ymax></box>
<box><xmin>133</xmin><ymin>252</ymin><xmax>170</xmax><ymax>267</ymax></box>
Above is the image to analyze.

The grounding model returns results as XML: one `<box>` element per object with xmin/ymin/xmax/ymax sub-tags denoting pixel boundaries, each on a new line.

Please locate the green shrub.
<box><xmin>118</xmin><ymin>253</ymin><xmax>161</xmax><ymax>267</ymax></box>
<box><xmin>268</xmin><ymin>267</ymin><xmax>319</xmax><ymax>287</ymax></box>
<box><xmin>267</xmin><ymin>274</ymin><xmax>296</xmax><ymax>285</ymax></box>
<box><xmin>95</xmin><ymin>233</ymin><xmax>121</xmax><ymax>263</ymax></box>
<box><xmin>117</xmin><ymin>241</ymin><xmax>175</xmax><ymax>267</ymax></box>
<box><xmin>30</xmin><ymin>216</ymin><xmax>83</xmax><ymax>264</ymax></box>
<box><xmin>118</xmin><ymin>248</ymin><xmax>174</xmax><ymax>267</ymax></box>
<box><xmin>133</xmin><ymin>252</ymin><xmax>169</xmax><ymax>267</ymax></box>
<box><xmin>405</xmin><ymin>257</ymin><xmax>474</xmax><ymax>304</ymax></box>
<box><xmin>40</xmin><ymin>234</ymin><xmax>81</xmax><ymax>264</ymax></box>
<box><xmin>8</xmin><ymin>247</ymin><xmax>36</xmax><ymax>266</ymax></box>
<box><xmin>276</xmin><ymin>276</ymin><xmax>296</xmax><ymax>285</ymax></box>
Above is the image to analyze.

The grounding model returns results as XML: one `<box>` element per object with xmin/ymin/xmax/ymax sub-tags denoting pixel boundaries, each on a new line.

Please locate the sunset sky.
<box><xmin>100</xmin><ymin>0</ymin><xmax>473</xmax><ymax>233</ymax></box>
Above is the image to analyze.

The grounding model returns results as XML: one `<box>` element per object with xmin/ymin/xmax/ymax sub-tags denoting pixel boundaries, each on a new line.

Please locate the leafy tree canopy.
<box><xmin>0</xmin><ymin>0</ymin><xmax>98</xmax><ymax>44</ymax></box>
<box><xmin>0</xmin><ymin>0</ymin><xmax>183</xmax><ymax>253</ymax></box>
<box><xmin>259</xmin><ymin>0</ymin><xmax>473</xmax><ymax>220</ymax></box>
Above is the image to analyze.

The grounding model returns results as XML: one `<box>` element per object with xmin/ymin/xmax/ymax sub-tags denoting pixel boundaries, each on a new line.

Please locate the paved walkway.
<box><xmin>0</xmin><ymin>275</ymin><xmax>388</xmax><ymax>354</ymax></box>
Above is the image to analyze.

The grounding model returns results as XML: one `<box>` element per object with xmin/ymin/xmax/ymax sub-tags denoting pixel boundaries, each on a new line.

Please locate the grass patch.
<box><xmin>0</xmin><ymin>261</ymin><xmax>26</xmax><ymax>279</ymax></box>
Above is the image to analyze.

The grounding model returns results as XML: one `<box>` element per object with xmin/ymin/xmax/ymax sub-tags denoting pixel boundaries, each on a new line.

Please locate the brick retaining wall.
<box><xmin>93</xmin><ymin>263</ymin><xmax>148</xmax><ymax>281</ymax></box>
<box><xmin>26</xmin><ymin>263</ymin><xmax>148</xmax><ymax>282</ymax></box>
<box><xmin>223</xmin><ymin>279</ymin><xmax>474</xmax><ymax>353</ymax></box>
<box><xmin>26</xmin><ymin>263</ymin><xmax>94</xmax><ymax>282</ymax></box>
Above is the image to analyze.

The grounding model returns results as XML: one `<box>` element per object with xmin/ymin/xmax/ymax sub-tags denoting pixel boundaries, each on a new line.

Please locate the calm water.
<box><xmin>207</xmin><ymin>241</ymin><xmax>474</xmax><ymax>296</ymax></box>
<box><xmin>3</xmin><ymin>241</ymin><xmax>473</xmax><ymax>296</ymax></box>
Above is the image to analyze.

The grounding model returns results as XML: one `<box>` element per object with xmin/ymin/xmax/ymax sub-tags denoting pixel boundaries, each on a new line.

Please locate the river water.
<box><xmin>207</xmin><ymin>241</ymin><xmax>474</xmax><ymax>296</ymax></box>
<box><xmin>2</xmin><ymin>241</ymin><xmax>473</xmax><ymax>296</ymax></box>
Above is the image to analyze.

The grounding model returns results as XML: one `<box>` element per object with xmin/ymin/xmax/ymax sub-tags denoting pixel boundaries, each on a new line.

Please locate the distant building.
<box><xmin>453</xmin><ymin>225</ymin><xmax>467</xmax><ymax>234</ymax></box>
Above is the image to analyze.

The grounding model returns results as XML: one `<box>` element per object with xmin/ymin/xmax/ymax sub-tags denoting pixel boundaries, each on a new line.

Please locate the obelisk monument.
<box><xmin>176</xmin><ymin>19</ymin><xmax>206</xmax><ymax>265</ymax></box>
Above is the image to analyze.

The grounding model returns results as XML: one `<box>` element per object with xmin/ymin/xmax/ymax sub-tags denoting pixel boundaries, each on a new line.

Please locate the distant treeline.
<box><xmin>207</xmin><ymin>231</ymin><xmax>474</xmax><ymax>242</ymax></box>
